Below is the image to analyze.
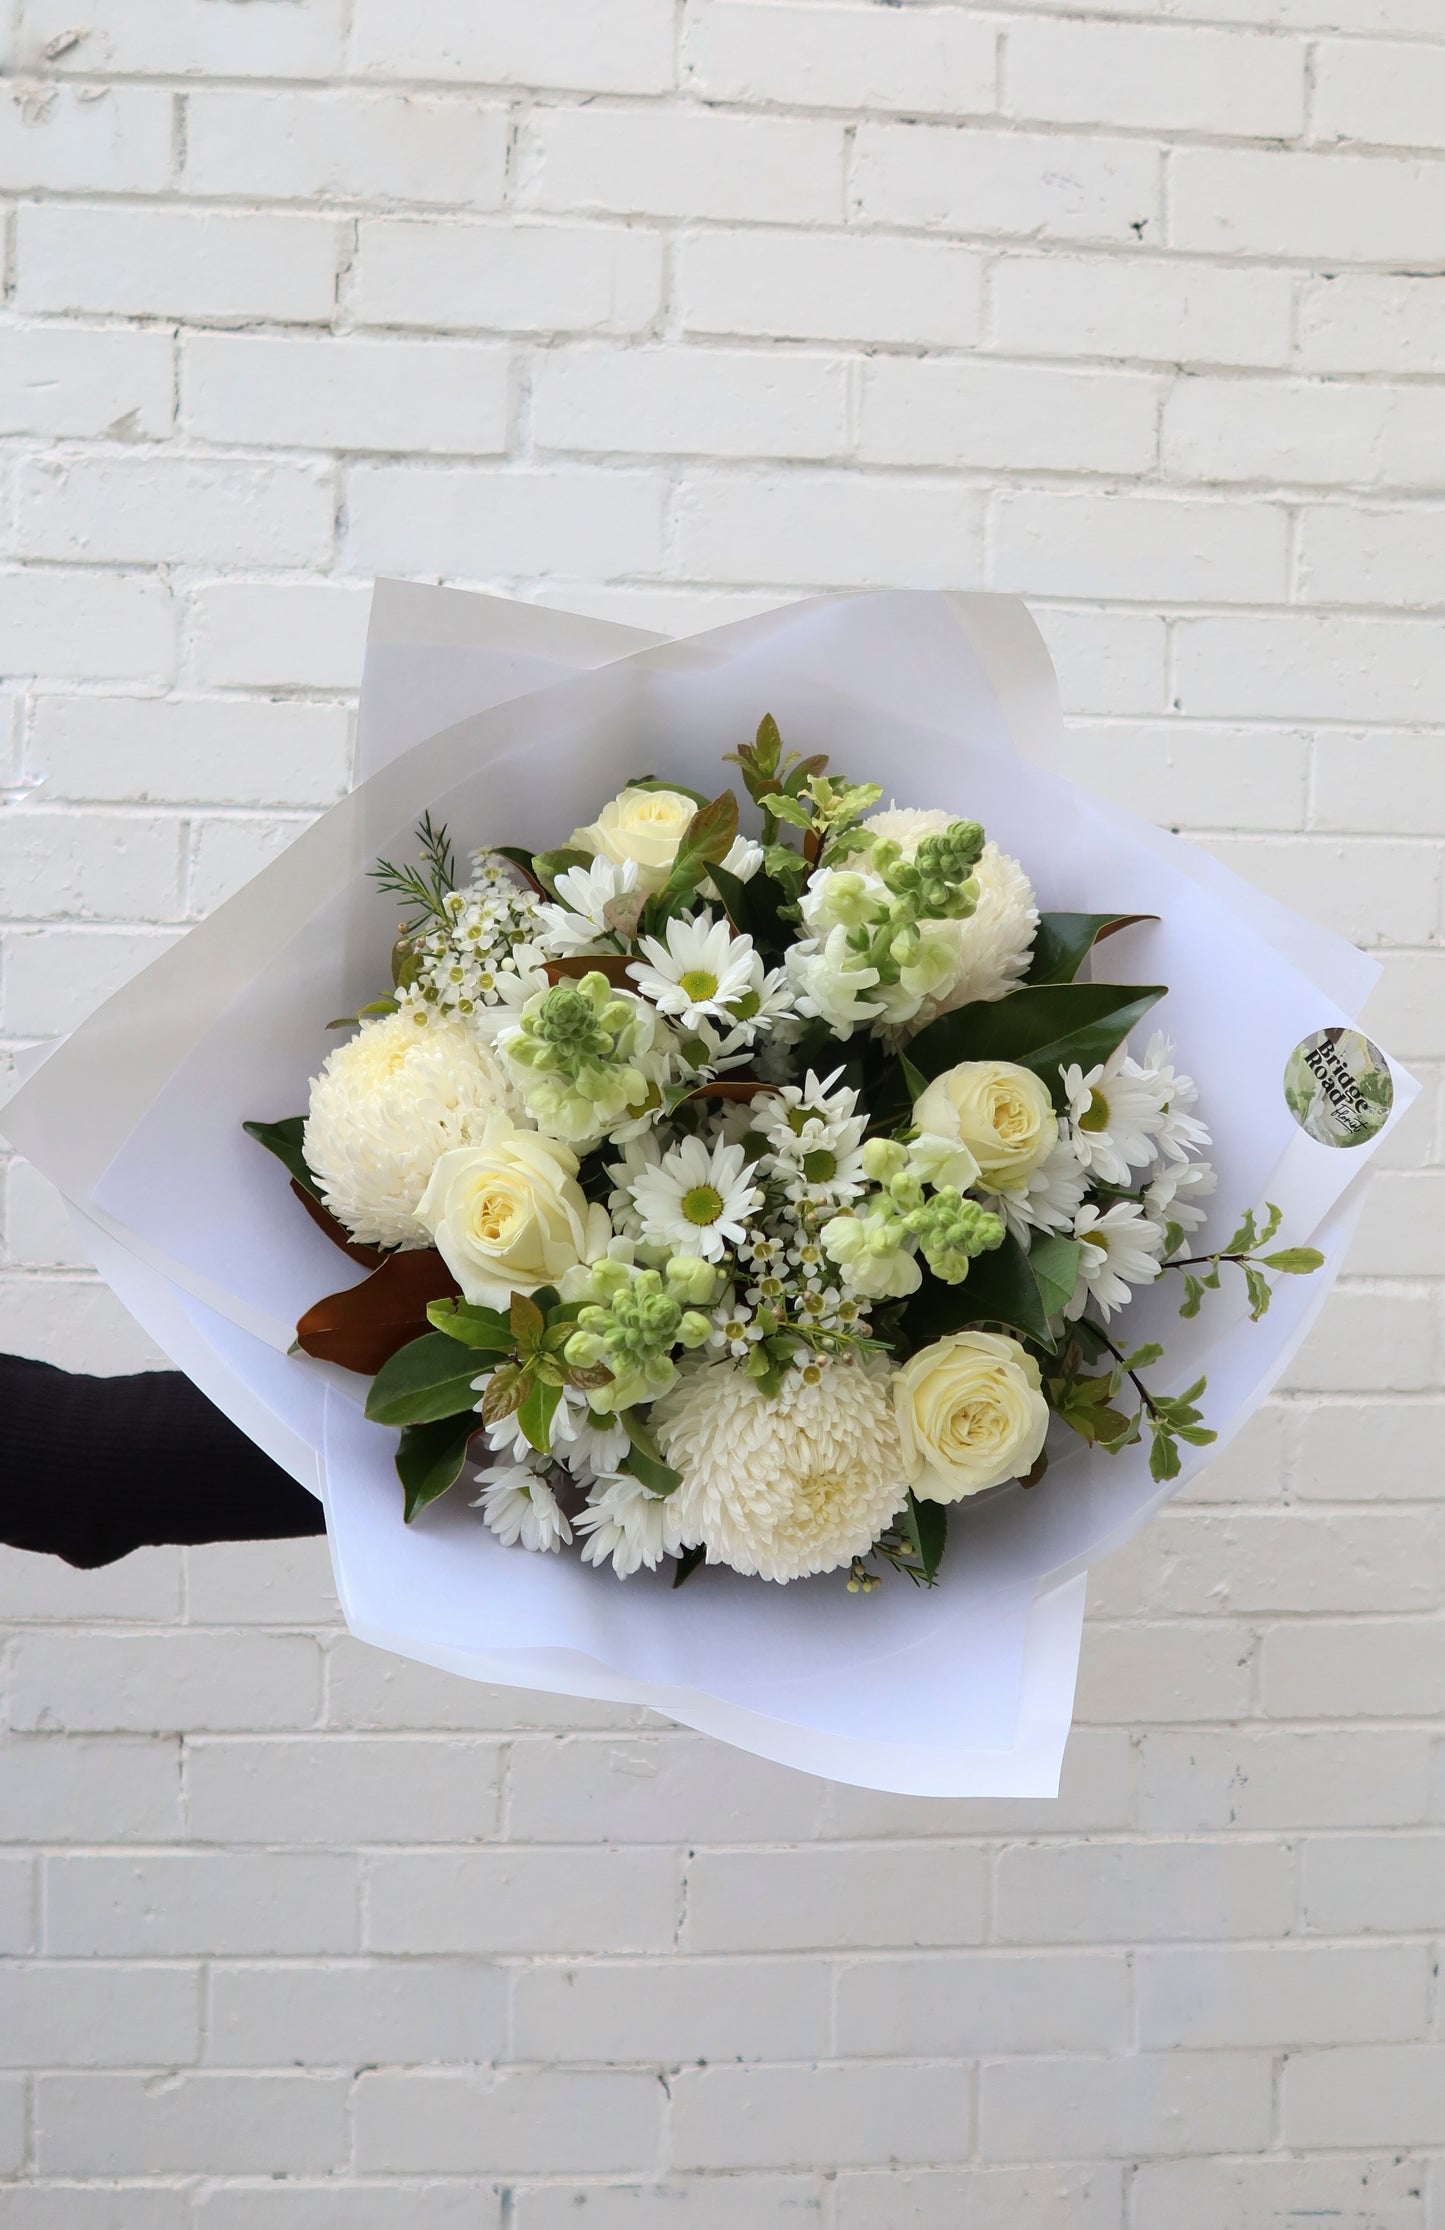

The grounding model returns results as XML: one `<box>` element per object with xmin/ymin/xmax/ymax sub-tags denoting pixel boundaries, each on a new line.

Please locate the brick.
<box><xmin>31</xmin><ymin>695</ymin><xmax>351</xmax><ymax>810</ymax></box>
<box><xmin>0</xmin><ymin>1273</ymin><xmax>168</xmax><ymax>1371</ymax></box>
<box><xmin>184</xmin><ymin>1735</ymin><xmax>501</xmax><ymax>1844</ymax></box>
<box><xmin>183</xmin><ymin>88</ymin><xmax>508</xmax><ymax>206</ymax></box>
<box><xmin>1074</xmin><ymin>1619</ymin><xmax>1254</xmax><ymax>1725</ymax></box>
<box><xmin>1349</xmin><ymin>1174</ymin><xmax>1445</xmax><ymax>1278</ymax></box>
<box><xmin>0</xmin><ymin>570</ymin><xmax>175</xmax><ymax>684</ymax></box>
<box><xmin>0</xmin><ymin>325</ymin><xmax>173</xmax><ymax>439</ymax></box>
<box><xmin>0</xmin><ymin>1961</ymin><xmax>200</xmax><ymax>2067</ymax></box>
<box><xmin>1291</xmin><ymin>1400</ymin><xmax>1445</xmax><ymax>1496</ymax></box>
<box><xmin>1299</xmin><ymin>274</ymin><xmax>1445</xmax><ymax>375</ymax></box>
<box><xmin>45</xmin><ymin>1853</ymin><xmax>361</xmax><ymax>1956</ymax></box>
<box><xmin>1132</xmin><ymin>2157</ymin><xmax>1425</xmax><ymax>2230</ymax></box>
<box><xmin>993</xmin><ymin>491</ymin><xmax>1289</xmax><ymax>604</ymax></box>
<box><xmin>324</xmin><ymin>1637</ymin><xmax>641</xmax><ymax>1732</ymax></box>
<box><xmin>353</xmin><ymin>218</ymin><xmax>664</xmax><ymax>335</ymax></box>
<box><xmin>21</xmin><ymin>455</ymin><xmax>336</xmax><ymax>570</ymax></box>
<box><xmin>1137</xmin><ymin>1942</ymin><xmax>1429</xmax><ymax>2048</ymax></box>
<box><xmin>1061</xmin><ymin>722</ymin><xmax>1309</xmax><ymax>832</ymax></box>
<box><xmin>1174</xmin><ymin>615</ymin><xmax>1445</xmax><ymax>723</ymax></box>
<box><xmin>1031</xmin><ymin>608</ymin><xmax>1167</xmax><ymax>717</ymax></box>
<box><xmin>0</xmin><ymin>2075</ymin><xmax>23</xmax><ymax>2170</ymax></box>
<box><xmin>365</xmin><ymin>1848</ymin><xmax>679</xmax><ymax>1955</ymax></box>
<box><xmin>833</xmin><ymin>2167</ymin><xmax>1122</xmax><ymax>2230</ymax></box>
<box><xmin>0</xmin><ymin>82</ymin><xmax>170</xmax><ymax>192</ymax></box>
<box><xmin>189</xmin><ymin>582</ymin><xmax>369</xmax><ymax>693</ymax></box>
<box><xmin>982</xmin><ymin>2051</ymin><xmax>1271</xmax><ymax>2161</ymax></box>
<box><xmin>507</xmin><ymin>1731</ymin><xmax>824</xmax><ymax>1842</ymax></box>
<box><xmin>820</xmin><ymin>1727</ymin><xmax>1135</xmax><ymax>1841</ymax></box>
<box><xmin>1303</xmin><ymin>1832</ymin><xmax>1445</xmax><ymax>1933</ymax></box>
<box><xmin>205</xmin><ymin>1960</ymin><xmax>505</xmax><ymax>2067</ymax></box>
<box><xmin>1298</xmin><ymin>504</ymin><xmax>1445</xmax><ymax>609</ymax></box>
<box><xmin>1170</xmin><ymin>145</ymin><xmax>1445</xmax><ymax>263</ymax></box>
<box><xmin>1007</xmin><ymin>18</ymin><xmax>1304</xmax><ymax>137</ymax></box>
<box><xmin>353</xmin><ymin>2067</ymin><xmax>664</xmax><ymax>2174</ymax></box>
<box><xmin>676</xmin><ymin>472</ymin><xmax>983</xmax><ymax>588</ymax></box>
<box><xmin>523</xmin><ymin>106</ymin><xmax>845</xmax><ymax>224</ymax></box>
<box><xmin>1133</xmin><ymin>1508</ymin><xmax>1445</xmax><ymax>1614</ymax></box>
<box><xmin>0</xmin><ymin>2187</ymin><xmax>192</xmax><ymax>2230</ymax></box>
<box><xmin>1136</xmin><ymin>1728</ymin><xmax>1431</xmax><ymax>1831</ymax></box>
<box><xmin>183</xmin><ymin>1537</ymin><xmax>339</xmax><ymax>1627</ymax></box>
<box><xmin>851</xmin><ymin>123</ymin><xmax>1157</xmax><ymax>242</ymax></box>
<box><xmin>7</xmin><ymin>1630</ymin><xmax>322</xmax><ymax>1733</ymax></box>
<box><xmin>513</xmin><ymin>1956</ymin><xmax>830</xmax><ymax>2063</ymax></box>
<box><xmin>188</xmin><ymin>814</ymin><xmax>310</xmax><ymax>914</ymax></box>
<box><xmin>19</xmin><ymin>0</ymin><xmax>347</xmax><ymax>77</ymax></box>
<box><xmin>184</xmin><ymin>332</ymin><xmax>511</xmax><ymax>456</ymax></box>
<box><xmin>1315</xmin><ymin>39</ymin><xmax>1445</xmax><ymax>151</ymax></box>
<box><xmin>1162</xmin><ymin>377</ymin><xmax>1389</xmax><ymax>487</ymax></box>
<box><xmin>14</xmin><ymin>204</ymin><xmax>340</xmax><ymax>323</ymax></box>
<box><xmin>0</xmin><ymin>804</ymin><xmax>181</xmax><ymax>922</ymax></box>
<box><xmin>35</xmin><ymin>2071</ymin><xmax>349</xmax><ymax>2175</ymax></box>
<box><xmin>670</xmin><ymin>2062</ymin><xmax>972</xmax><ymax>2171</ymax></box>
<box><xmin>193</xmin><ymin>2189</ymin><xmax>495</xmax><ymax>2230</ymax></box>
<box><xmin>1197</xmin><ymin>834</ymin><xmax>1438</xmax><ymax>947</ymax></box>
<box><xmin>681</xmin><ymin>1842</ymin><xmax>987</xmax><ymax>1952</ymax></box>
<box><xmin>0</xmin><ymin>1735</ymin><xmax>181</xmax><ymax>1842</ymax></box>
<box><xmin>345</xmin><ymin>464</ymin><xmax>667</xmax><ymax>579</ymax></box>
<box><xmin>994</xmin><ymin>1838</ymin><xmax>1294</xmax><ymax>1944</ymax></box>
<box><xmin>859</xmin><ymin>358</ymin><xmax>1159</xmax><ymax>474</ymax></box>
<box><xmin>834</xmin><ymin>1951</ymin><xmax>1129</xmax><ymax>2057</ymax></box>
<box><xmin>516</xmin><ymin>2183</ymin><xmax>824</xmax><ymax>2230</ymax></box>
<box><xmin>991</xmin><ymin>253</ymin><xmax>1293</xmax><ymax>369</ymax></box>
<box><xmin>1283</xmin><ymin>2047</ymin><xmax>1445</xmax><ymax>2148</ymax></box>
<box><xmin>1362</xmin><ymin>955</ymin><xmax>1445</xmax><ymax>1064</ymax></box>
<box><xmin>534</xmin><ymin>345</ymin><xmax>846</xmax><ymax>462</ymax></box>
<box><xmin>350</xmin><ymin>0</ymin><xmax>676</xmax><ymax>95</ymax></box>
<box><xmin>685</xmin><ymin>0</ymin><xmax>996</xmax><ymax>115</ymax></box>
<box><xmin>1259</xmin><ymin>1618</ymin><xmax>1445</xmax><ymax>1719</ymax></box>
<box><xmin>0</xmin><ymin>1853</ymin><xmax>35</xmax><ymax>1953</ymax></box>
<box><xmin>678</xmin><ymin>227</ymin><xmax>981</xmax><ymax>348</ymax></box>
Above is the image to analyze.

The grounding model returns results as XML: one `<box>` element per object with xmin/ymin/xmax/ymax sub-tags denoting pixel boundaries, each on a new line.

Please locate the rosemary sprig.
<box><xmin>370</xmin><ymin>813</ymin><xmax>458</xmax><ymax>937</ymax></box>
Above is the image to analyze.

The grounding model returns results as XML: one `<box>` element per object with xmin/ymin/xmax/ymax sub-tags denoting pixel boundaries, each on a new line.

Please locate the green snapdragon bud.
<box><xmin>861</xmin><ymin>1137</ymin><xmax>908</xmax><ymax>1184</ymax></box>
<box><xmin>901</xmin><ymin>1189</ymin><xmax>1005</xmax><ymax>1284</ymax></box>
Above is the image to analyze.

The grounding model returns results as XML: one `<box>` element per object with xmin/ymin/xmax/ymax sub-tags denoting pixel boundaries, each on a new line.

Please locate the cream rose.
<box><xmin>572</xmin><ymin>785</ymin><xmax>698</xmax><ymax>892</ymax></box>
<box><xmin>893</xmin><ymin>1330</ymin><xmax>1050</xmax><ymax>1502</ymax></box>
<box><xmin>416</xmin><ymin>1111</ymin><xmax>610</xmax><ymax>1308</ymax></box>
<box><xmin>912</xmin><ymin>1059</ymin><xmax>1057</xmax><ymax>1193</ymax></box>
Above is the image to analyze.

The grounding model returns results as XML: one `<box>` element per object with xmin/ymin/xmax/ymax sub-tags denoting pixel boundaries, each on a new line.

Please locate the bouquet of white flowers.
<box><xmin>3</xmin><ymin>586</ymin><xmax>1410</xmax><ymax>1796</ymax></box>
<box><xmin>264</xmin><ymin>726</ymin><xmax>1327</xmax><ymax>1601</ymax></box>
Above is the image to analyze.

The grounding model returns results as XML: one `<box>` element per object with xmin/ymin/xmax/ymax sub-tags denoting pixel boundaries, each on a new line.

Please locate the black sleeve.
<box><xmin>0</xmin><ymin>1353</ymin><xmax>326</xmax><ymax>1569</ymax></box>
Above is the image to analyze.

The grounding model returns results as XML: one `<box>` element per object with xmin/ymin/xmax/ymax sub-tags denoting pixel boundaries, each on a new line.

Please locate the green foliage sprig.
<box><xmin>1170</xmin><ymin>1202</ymin><xmax>1325</xmax><ymax>1322</ymax></box>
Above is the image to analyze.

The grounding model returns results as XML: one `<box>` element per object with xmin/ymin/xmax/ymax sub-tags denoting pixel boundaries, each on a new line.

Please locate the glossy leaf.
<box><xmin>297</xmin><ymin>1251</ymin><xmax>460</xmax><ymax>1378</ymax></box>
<box><xmin>905</xmin><ymin>982</ymin><xmax>1167</xmax><ymax>1105</ymax></box>
<box><xmin>1027</xmin><ymin>912</ymin><xmax>1154</xmax><ymax>986</ymax></box>
<box><xmin>517</xmin><ymin>1375</ymin><xmax>562</xmax><ymax>1455</ymax></box>
<box><xmin>244</xmin><ymin>1116</ymin><xmax>321</xmax><ymax>1200</ymax></box>
<box><xmin>622</xmin><ymin>1410</ymin><xmax>683</xmax><ymax>1496</ymax></box>
<box><xmin>425</xmin><ymin>1297</ymin><xmax>516</xmax><ymax>1349</ymax></box>
<box><xmin>902</xmin><ymin>1231</ymin><xmax>1057</xmax><ymax>1351</ymax></box>
<box><xmin>903</xmin><ymin>1491</ymin><xmax>947</xmax><ymax>1584</ymax></box>
<box><xmin>365</xmin><ymin>1329</ymin><xmax>482</xmax><ymax>1427</ymax></box>
<box><xmin>398</xmin><ymin>1414</ymin><xmax>479</xmax><ymax>1524</ymax></box>
<box><xmin>1028</xmin><ymin>1233</ymin><xmax>1084</xmax><ymax>1322</ymax></box>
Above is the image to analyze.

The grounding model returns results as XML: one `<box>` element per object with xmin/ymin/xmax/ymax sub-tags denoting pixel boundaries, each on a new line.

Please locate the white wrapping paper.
<box><xmin>3</xmin><ymin>588</ymin><xmax>1412</xmax><ymax>1798</ymax></box>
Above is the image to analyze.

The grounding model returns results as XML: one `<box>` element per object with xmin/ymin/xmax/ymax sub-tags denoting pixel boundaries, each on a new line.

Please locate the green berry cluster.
<box><xmin>564</xmin><ymin>1256</ymin><xmax>716</xmax><ymax>1412</ymax></box>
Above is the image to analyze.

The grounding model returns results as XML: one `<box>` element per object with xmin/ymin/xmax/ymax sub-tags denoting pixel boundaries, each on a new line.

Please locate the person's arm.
<box><xmin>0</xmin><ymin>1353</ymin><xmax>325</xmax><ymax>1568</ymax></box>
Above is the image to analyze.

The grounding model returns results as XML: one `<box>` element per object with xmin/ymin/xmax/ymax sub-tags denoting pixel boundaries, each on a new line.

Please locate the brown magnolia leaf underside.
<box><xmin>542</xmin><ymin>955</ymin><xmax>636</xmax><ymax>987</ymax></box>
<box><xmin>296</xmin><ymin>1248</ymin><xmax>462</xmax><ymax>1377</ymax></box>
<box><xmin>290</xmin><ymin>1178</ymin><xmax>387</xmax><ymax>1271</ymax></box>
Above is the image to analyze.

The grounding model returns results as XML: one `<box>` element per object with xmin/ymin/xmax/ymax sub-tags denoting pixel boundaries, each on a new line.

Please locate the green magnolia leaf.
<box><xmin>243</xmin><ymin>1116</ymin><xmax>322</xmax><ymax>1201</ymax></box>
<box><xmin>1028</xmin><ymin>1233</ymin><xmax>1083</xmax><ymax>1322</ymax></box>
<box><xmin>781</xmin><ymin>753</ymin><xmax>830</xmax><ymax>800</ymax></box>
<box><xmin>366</xmin><ymin>1331</ymin><xmax>482</xmax><ymax>1427</ymax></box>
<box><xmin>902</xmin><ymin>1490</ymin><xmax>947</xmax><ymax>1584</ymax></box>
<box><xmin>672</xmin><ymin>1542</ymin><xmax>707</xmax><ymax>1588</ymax></box>
<box><xmin>1027</xmin><ymin>912</ymin><xmax>1154</xmax><ymax>986</ymax></box>
<box><xmin>662</xmin><ymin>791</ymin><xmax>741</xmax><ymax>901</ymax></box>
<box><xmin>905</xmin><ymin>982</ymin><xmax>1167</xmax><ymax>1104</ymax></box>
<box><xmin>898</xmin><ymin>1050</ymin><xmax>929</xmax><ymax>1106</ymax></box>
<box><xmin>707</xmin><ymin>859</ymin><xmax>770</xmax><ymax>949</ymax></box>
<box><xmin>903</xmin><ymin>1231</ymin><xmax>1056</xmax><ymax>1351</ymax></box>
<box><xmin>621</xmin><ymin>1410</ymin><xmax>683</xmax><ymax>1497</ymax></box>
<box><xmin>398</xmin><ymin>1413</ymin><xmax>478</xmax><ymax>1523</ymax></box>
<box><xmin>425</xmin><ymin>1297</ymin><xmax>516</xmax><ymax>1349</ymax></box>
<box><xmin>531</xmin><ymin>845</ymin><xmax>594</xmax><ymax>896</ymax></box>
<box><xmin>489</xmin><ymin>844</ymin><xmax>545</xmax><ymax>892</ymax></box>
<box><xmin>517</xmin><ymin>1375</ymin><xmax>562</xmax><ymax>1455</ymax></box>
<box><xmin>625</xmin><ymin>773</ymin><xmax>711</xmax><ymax>809</ymax></box>
<box><xmin>1261</xmin><ymin>1247</ymin><xmax>1325</xmax><ymax>1275</ymax></box>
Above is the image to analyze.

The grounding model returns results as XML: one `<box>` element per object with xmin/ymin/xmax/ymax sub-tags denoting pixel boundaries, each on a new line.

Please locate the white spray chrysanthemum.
<box><xmin>303</xmin><ymin>1010</ymin><xmax>520</xmax><ymax>1249</ymax></box>
<box><xmin>652</xmin><ymin>1360</ymin><xmax>909</xmax><ymax>1584</ymax></box>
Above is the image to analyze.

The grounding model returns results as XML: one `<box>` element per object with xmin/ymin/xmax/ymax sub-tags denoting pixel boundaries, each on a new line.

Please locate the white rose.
<box><xmin>912</xmin><ymin>1059</ymin><xmax>1057</xmax><ymax>1193</ymax></box>
<box><xmin>416</xmin><ymin>1111</ymin><xmax>611</xmax><ymax>1309</ymax></box>
<box><xmin>893</xmin><ymin>1330</ymin><xmax>1050</xmax><ymax>1502</ymax></box>
<box><xmin>572</xmin><ymin>785</ymin><xmax>698</xmax><ymax>892</ymax></box>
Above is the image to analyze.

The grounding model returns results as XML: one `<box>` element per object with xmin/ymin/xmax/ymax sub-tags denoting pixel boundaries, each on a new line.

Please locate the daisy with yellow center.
<box><xmin>629</xmin><ymin>1133</ymin><xmax>764</xmax><ymax>1264</ymax></box>
<box><xmin>629</xmin><ymin>911</ymin><xmax>763</xmax><ymax>1033</ymax></box>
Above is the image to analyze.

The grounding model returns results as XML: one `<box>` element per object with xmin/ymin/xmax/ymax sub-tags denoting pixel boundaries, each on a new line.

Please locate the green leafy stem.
<box><xmin>1168</xmin><ymin>1202</ymin><xmax>1325</xmax><ymax>1323</ymax></box>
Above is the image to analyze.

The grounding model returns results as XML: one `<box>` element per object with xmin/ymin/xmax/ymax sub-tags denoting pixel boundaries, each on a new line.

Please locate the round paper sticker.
<box><xmin>1284</xmin><ymin>1028</ymin><xmax>1393</xmax><ymax>1148</ymax></box>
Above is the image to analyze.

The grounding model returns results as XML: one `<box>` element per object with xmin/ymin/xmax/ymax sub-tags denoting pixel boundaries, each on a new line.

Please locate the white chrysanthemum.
<box><xmin>862</xmin><ymin>803</ymin><xmax>954</xmax><ymax>858</ymax></box>
<box><xmin>303</xmin><ymin>1010</ymin><xmax>520</xmax><ymax>1249</ymax></box>
<box><xmin>652</xmin><ymin>1360</ymin><xmax>909</xmax><ymax>1584</ymax></box>
<box><xmin>906</xmin><ymin>843</ymin><xmax>1039</xmax><ymax>1029</ymax></box>
<box><xmin>629</xmin><ymin>911</ymin><xmax>762</xmax><ymax>1032</ymax></box>
<box><xmin>1146</xmin><ymin>1156</ymin><xmax>1217</xmax><ymax>1242</ymax></box>
<box><xmin>576</xmin><ymin>1472</ymin><xmax>687</xmax><ymax>1577</ymax></box>
<box><xmin>1062</xmin><ymin>1046</ymin><xmax>1167</xmax><ymax>1188</ymax></box>
<box><xmin>473</xmin><ymin>1462</ymin><xmax>572</xmax><ymax>1553</ymax></box>
<box><xmin>1129</xmin><ymin>1032</ymin><xmax>1211</xmax><ymax>1163</ymax></box>
<box><xmin>533</xmin><ymin>855</ymin><xmax>639</xmax><ymax>955</ymax></box>
<box><xmin>630</xmin><ymin>1134</ymin><xmax>764</xmax><ymax>1263</ymax></box>
<box><xmin>1069</xmin><ymin>1199</ymin><xmax>1166</xmax><ymax>1321</ymax></box>
<box><xmin>992</xmin><ymin>1134</ymin><xmax>1092</xmax><ymax>1249</ymax></box>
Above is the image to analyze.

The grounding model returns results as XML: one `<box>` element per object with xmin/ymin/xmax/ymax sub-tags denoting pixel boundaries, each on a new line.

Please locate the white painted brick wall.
<box><xmin>0</xmin><ymin>0</ymin><xmax>1442</xmax><ymax>2217</ymax></box>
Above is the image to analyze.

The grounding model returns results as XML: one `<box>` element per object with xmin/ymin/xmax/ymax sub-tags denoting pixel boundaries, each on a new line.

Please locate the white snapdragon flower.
<box><xmin>785</xmin><ymin>926</ymin><xmax>884</xmax><ymax>1037</ymax></box>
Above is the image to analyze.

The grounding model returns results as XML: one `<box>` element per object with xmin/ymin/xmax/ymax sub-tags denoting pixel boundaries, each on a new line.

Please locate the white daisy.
<box><xmin>992</xmin><ymin>1134</ymin><xmax>1092</xmax><ymax>1249</ymax></box>
<box><xmin>474</xmin><ymin>1462</ymin><xmax>572</xmax><ymax>1553</ymax></box>
<box><xmin>630</xmin><ymin>1133</ymin><xmax>764</xmax><ymax>1263</ymax></box>
<box><xmin>533</xmin><ymin>854</ymin><xmax>639</xmax><ymax>955</ymax></box>
<box><xmin>575</xmin><ymin>1472</ymin><xmax>687</xmax><ymax>1578</ymax></box>
<box><xmin>1146</xmin><ymin>1157</ymin><xmax>1217</xmax><ymax>1243</ymax></box>
<box><xmin>755</xmin><ymin>1067</ymin><xmax>866</xmax><ymax>1160</ymax></box>
<box><xmin>703</xmin><ymin>833</ymin><xmax>765</xmax><ymax>900</ymax></box>
<box><xmin>630</xmin><ymin>912</ymin><xmax>761</xmax><ymax>1033</ymax></box>
<box><xmin>1128</xmin><ymin>1032</ymin><xmax>1212</xmax><ymax>1164</ymax></box>
<box><xmin>1062</xmin><ymin>1047</ymin><xmax>1167</xmax><ymax>1188</ymax></box>
<box><xmin>1069</xmin><ymin>1199</ymin><xmax>1166</xmax><ymax>1321</ymax></box>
